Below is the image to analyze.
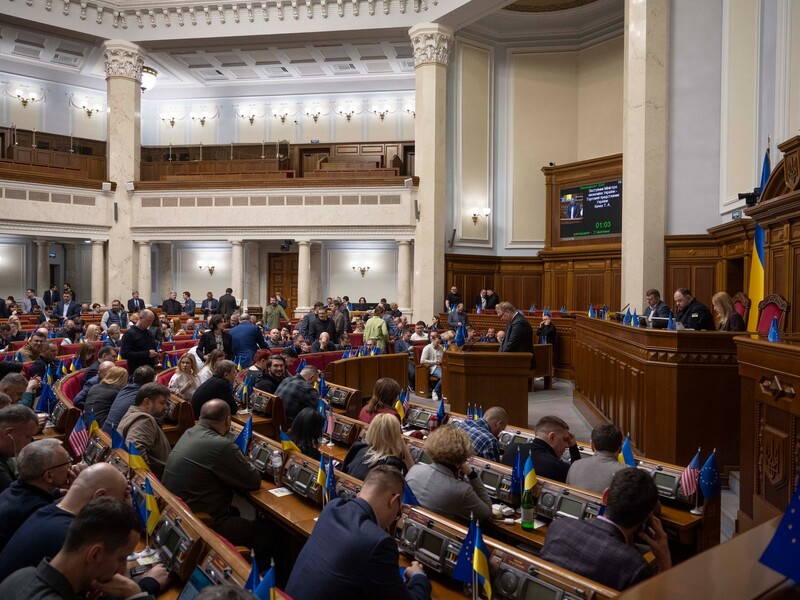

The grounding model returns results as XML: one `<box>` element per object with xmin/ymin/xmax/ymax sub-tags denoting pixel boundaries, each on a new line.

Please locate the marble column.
<box><xmin>296</xmin><ymin>240</ymin><xmax>311</xmax><ymax>313</ymax></box>
<box><xmin>63</xmin><ymin>243</ymin><xmax>77</xmax><ymax>292</ymax></box>
<box><xmin>396</xmin><ymin>240</ymin><xmax>413</xmax><ymax>314</ymax></box>
<box><xmin>409</xmin><ymin>24</ymin><xmax>452</xmax><ymax>322</ymax></box>
<box><xmin>309</xmin><ymin>243</ymin><xmax>322</xmax><ymax>305</ymax></box>
<box><xmin>35</xmin><ymin>240</ymin><xmax>49</xmax><ymax>295</ymax></box>
<box><xmin>157</xmin><ymin>243</ymin><xmax>172</xmax><ymax>302</ymax></box>
<box><xmin>103</xmin><ymin>40</ymin><xmax>143</xmax><ymax>304</ymax></box>
<box><xmin>230</xmin><ymin>241</ymin><xmax>244</xmax><ymax>307</ymax></box>
<box><xmin>245</xmin><ymin>242</ymin><xmax>260</xmax><ymax>309</ymax></box>
<box><xmin>621</xmin><ymin>0</ymin><xmax>669</xmax><ymax>309</ymax></box>
<box><xmin>136</xmin><ymin>241</ymin><xmax>152</xmax><ymax>308</ymax></box>
<box><xmin>90</xmin><ymin>240</ymin><xmax>105</xmax><ymax>304</ymax></box>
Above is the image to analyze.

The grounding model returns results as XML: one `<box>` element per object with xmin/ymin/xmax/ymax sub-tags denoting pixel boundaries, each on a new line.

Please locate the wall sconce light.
<box><xmin>191</xmin><ymin>113</ymin><xmax>207</xmax><ymax>126</ymax></box>
<box><xmin>190</xmin><ymin>107</ymin><xmax>219</xmax><ymax>127</ymax></box>
<box><xmin>140</xmin><ymin>66</ymin><xmax>158</xmax><ymax>92</ymax></box>
<box><xmin>404</xmin><ymin>103</ymin><xmax>416</xmax><ymax>117</ymax></box>
<box><xmin>238</xmin><ymin>112</ymin><xmax>257</xmax><ymax>125</ymax></box>
<box><xmin>272</xmin><ymin>110</ymin><xmax>289</xmax><ymax>124</ymax></box>
<box><xmin>14</xmin><ymin>88</ymin><xmax>38</xmax><ymax>107</ymax></box>
<box><xmin>371</xmin><ymin>104</ymin><xmax>390</xmax><ymax>121</ymax></box>
<box><xmin>337</xmin><ymin>107</ymin><xmax>355</xmax><ymax>122</ymax></box>
<box><xmin>160</xmin><ymin>114</ymin><xmax>177</xmax><ymax>127</ymax></box>
<box><xmin>198</xmin><ymin>262</ymin><xmax>216</xmax><ymax>276</ymax></box>
<box><xmin>305</xmin><ymin>109</ymin><xmax>321</xmax><ymax>123</ymax></box>
<box><xmin>470</xmin><ymin>207</ymin><xmax>491</xmax><ymax>225</ymax></box>
<box><xmin>352</xmin><ymin>264</ymin><xmax>370</xmax><ymax>278</ymax></box>
<box><xmin>82</xmin><ymin>103</ymin><xmax>103</xmax><ymax>117</ymax></box>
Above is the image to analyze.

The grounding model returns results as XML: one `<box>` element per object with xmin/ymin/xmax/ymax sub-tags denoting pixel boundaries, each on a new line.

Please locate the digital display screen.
<box><xmin>296</xmin><ymin>468</ymin><xmax>313</xmax><ymax>488</ymax></box>
<box><xmin>177</xmin><ymin>567</ymin><xmax>213</xmax><ymax>600</ymax></box>
<box><xmin>513</xmin><ymin>435</ymin><xmax>530</xmax><ymax>445</ymax></box>
<box><xmin>653</xmin><ymin>472</ymin><xmax>677</xmax><ymax>492</ymax></box>
<box><xmin>418</xmin><ymin>530</ymin><xmax>444</xmax><ymax>557</ymax></box>
<box><xmin>414</xmin><ymin>412</ymin><xmax>432</xmax><ymax>427</ymax></box>
<box><xmin>162</xmin><ymin>527</ymin><xmax>182</xmax><ymax>556</ymax></box>
<box><xmin>249</xmin><ymin>445</ymin><xmax>268</xmax><ymax>469</ymax></box>
<box><xmin>480</xmin><ymin>470</ymin><xmax>501</xmax><ymax>489</ymax></box>
<box><xmin>523</xmin><ymin>578</ymin><xmax>561</xmax><ymax>600</ymax></box>
<box><xmin>556</xmin><ymin>496</ymin><xmax>584</xmax><ymax>519</ymax></box>
<box><xmin>558</xmin><ymin>180</ymin><xmax>622</xmax><ymax>240</ymax></box>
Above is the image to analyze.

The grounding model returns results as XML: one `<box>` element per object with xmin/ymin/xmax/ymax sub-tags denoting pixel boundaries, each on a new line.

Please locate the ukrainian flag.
<box><xmin>87</xmin><ymin>410</ymin><xmax>99</xmax><ymax>437</ymax></box>
<box><xmin>524</xmin><ymin>452</ymin><xmax>537</xmax><ymax>490</ymax></box>
<box><xmin>618</xmin><ymin>434</ymin><xmax>636</xmax><ymax>466</ymax></box>
<box><xmin>472</xmin><ymin>523</ymin><xmax>492</xmax><ymax>599</ymax></box>
<box><xmin>128</xmin><ymin>442</ymin><xmax>149</xmax><ymax>471</ymax></box>
<box><xmin>317</xmin><ymin>455</ymin><xmax>327</xmax><ymax>502</ymax></box>
<box><xmin>144</xmin><ymin>478</ymin><xmax>160</xmax><ymax>535</ymax></box>
<box><xmin>280</xmin><ymin>428</ymin><xmax>300</xmax><ymax>454</ymax></box>
<box><xmin>747</xmin><ymin>142</ymin><xmax>771</xmax><ymax>331</ymax></box>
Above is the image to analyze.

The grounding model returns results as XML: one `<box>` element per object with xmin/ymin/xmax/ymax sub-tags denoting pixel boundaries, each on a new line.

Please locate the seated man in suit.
<box><xmin>673</xmin><ymin>288</ymin><xmax>715</xmax><ymax>330</ymax></box>
<box><xmin>286</xmin><ymin>465</ymin><xmax>431</xmax><ymax>600</ymax></box>
<box><xmin>541</xmin><ymin>468</ymin><xmax>672</xmax><ymax>591</ymax></box>
<box><xmin>566</xmin><ymin>424</ymin><xmax>626</xmax><ymax>494</ymax></box>
<box><xmin>275</xmin><ymin>365</ymin><xmax>320</xmax><ymax>426</ymax></box>
<box><xmin>501</xmin><ymin>415</ymin><xmax>581</xmax><ymax>482</ymax></box>
<box><xmin>51</xmin><ymin>291</ymin><xmax>81</xmax><ymax>327</ymax></box>
<box><xmin>643</xmin><ymin>289</ymin><xmax>670</xmax><ymax>320</ymax></box>
<box><xmin>163</xmin><ymin>400</ymin><xmax>272</xmax><ymax>565</ymax></box>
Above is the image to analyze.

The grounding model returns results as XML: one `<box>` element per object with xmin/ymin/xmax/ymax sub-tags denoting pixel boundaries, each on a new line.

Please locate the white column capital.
<box><xmin>295</xmin><ymin>239</ymin><xmax>312</xmax><ymax>247</ymax></box>
<box><xmin>135</xmin><ymin>240</ymin><xmax>152</xmax><ymax>247</ymax></box>
<box><xmin>230</xmin><ymin>240</ymin><xmax>244</xmax><ymax>246</ymax></box>
<box><xmin>409</xmin><ymin>23</ymin><xmax>454</xmax><ymax>68</ymax></box>
<box><xmin>91</xmin><ymin>240</ymin><xmax>105</xmax><ymax>246</ymax></box>
<box><xmin>34</xmin><ymin>240</ymin><xmax>49</xmax><ymax>248</ymax></box>
<box><xmin>396</xmin><ymin>240</ymin><xmax>413</xmax><ymax>247</ymax></box>
<box><xmin>102</xmin><ymin>40</ymin><xmax>145</xmax><ymax>82</ymax></box>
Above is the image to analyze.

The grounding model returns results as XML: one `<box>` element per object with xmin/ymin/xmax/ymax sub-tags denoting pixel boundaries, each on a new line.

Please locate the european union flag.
<box><xmin>402</xmin><ymin>482</ymin><xmax>419</xmax><ymax>506</ymax></box>
<box><xmin>510</xmin><ymin>447</ymin><xmax>522</xmax><ymax>498</ymax></box>
<box><xmin>619</xmin><ymin>434</ymin><xmax>636</xmax><ymax>467</ymax></box>
<box><xmin>699</xmin><ymin>449</ymin><xmax>721</xmax><ymax>499</ymax></box>
<box><xmin>622</xmin><ymin>308</ymin><xmax>632</xmax><ymax>326</ymax></box>
<box><xmin>668</xmin><ymin>311</ymin><xmax>676</xmax><ymax>330</ymax></box>
<box><xmin>326</xmin><ymin>454</ymin><xmax>336</xmax><ymax>504</ymax></box>
<box><xmin>632</xmin><ymin>309</ymin><xmax>639</xmax><ymax>327</ymax></box>
<box><xmin>254</xmin><ymin>560</ymin><xmax>276</xmax><ymax>600</ymax></box>
<box><xmin>131</xmin><ymin>483</ymin><xmax>147</xmax><ymax>528</ymax></box>
<box><xmin>451</xmin><ymin>518</ymin><xmax>477</xmax><ymax>584</ymax></box>
<box><xmin>192</xmin><ymin>328</ymin><xmax>199</xmax><ymax>340</ymax></box>
<box><xmin>318</xmin><ymin>374</ymin><xmax>327</xmax><ymax>400</ymax></box>
<box><xmin>768</xmin><ymin>316</ymin><xmax>781</xmax><ymax>343</ymax></box>
<box><xmin>530</xmin><ymin>304</ymin><xmax>536</xmax><ymax>313</ymax></box>
<box><xmin>455</xmin><ymin>324</ymin><xmax>466</xmax><ymax>348</ymax></box>
<box><xmin>437</xmin><ymin>395</ymin><xmax>445</xmax><ymax>426</ymax></box>
<box><xmin>295</xmin><ymin>358</ymin><xmax>307</xmax><ymax>373</ymax></box>
<box><xmin>36</xmin><ymin>381</ymin><xmax>57</xmax><ymax>413</ymax></box>
<box><xmin>245</xmin><ymin>552</ymin><xmax>260</xmax><ymax>591</ymax></box>
<box><xmin>588</xmin><ymin>304</ymin><xmax>595</xmax><ymax>318</ymax></box>
<box><xmin>759</xmin><ymin>480</ymin><xmax>800</xmax><ymax>582</ymax></box>
<box><xmin>235</xmin><ymin>415</ymin><xmax>253</xmax><ymax>454</ymax></box>
<box><xmin>342</xmin><ymin>349</ymin><xmax>350</xmax><ymax>359</ymax></box>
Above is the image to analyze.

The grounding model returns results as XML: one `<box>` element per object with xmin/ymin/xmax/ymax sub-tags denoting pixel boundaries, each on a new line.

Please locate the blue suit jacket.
<box><xmin>285</xmin><ymin>497</ymin><xmax>431</xmax><ymax>600</ymax></box>
<box><xmin>229</xmin><ymin>322</ymin><xmax>268</xmax><ymax>367</ymax></box>
<box><xmin>201</xmin><ymin>298</ymin><xmax>219</xmax><ymax>318</ymax></box>
<box><xmin>51</xmin><ymin>300</ymin><xmax>81</xmax><ymax>325</ymax></box>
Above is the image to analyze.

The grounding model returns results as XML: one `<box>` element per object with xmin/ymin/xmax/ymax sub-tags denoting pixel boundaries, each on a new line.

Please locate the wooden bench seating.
<box><xmin>306</xmin><ymin>168</ymin><xmax>400</xmax><ymax>178</ymax></box>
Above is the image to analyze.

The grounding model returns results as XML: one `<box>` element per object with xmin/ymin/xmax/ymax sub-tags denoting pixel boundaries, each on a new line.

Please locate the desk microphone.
<box><xmin>619</xmin><ymin>303</ymin><xmax>630</xmax><ymax>313</ymax></box>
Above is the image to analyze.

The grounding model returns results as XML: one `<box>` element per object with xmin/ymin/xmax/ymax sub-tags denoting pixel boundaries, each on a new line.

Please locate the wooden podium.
<box><xmin>443</xmin><ymin>350</ymin><xmax>533</xmax><ymax>426</ymax></box>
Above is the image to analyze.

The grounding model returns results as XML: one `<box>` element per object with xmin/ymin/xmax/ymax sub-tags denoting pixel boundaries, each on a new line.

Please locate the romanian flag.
<box><xmin>524</xmin><ymin>452</ymin><xmax>537</xmax><ymax>491</ymax></box>
<box><xmin>748</xmin><ymin>142</ymin><xmax>771</xmax><ymax>331</ymax></box>
<box><xmin>144</xmin><ymin>478</ymin><xmax>160</xmax><ymax>535</ymax></box>
<box><xmin>472</xmin><ymin>523</ymin><xmax>492</xmax><ymax>599</ymax></box>
<box><xmin>280</xmin><ymin>428</ymin><xmax>300</xmax><ymax>454</ymax></box>
<box><xmin>618</xmin><ymin>434</ymin><xmax>636</xmax><ymax>466</ymax></box>
<box><xmin>128</xmin><ymin>442</ymin><xmax>149</xmax><ymax>471</ymax></box>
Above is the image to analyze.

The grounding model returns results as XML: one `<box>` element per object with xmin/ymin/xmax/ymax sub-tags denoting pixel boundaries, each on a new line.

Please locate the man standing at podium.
<box><xmin>496</xmin><ymin>302</ymin><xmax>535</xmax><ymax>369</ymax></box>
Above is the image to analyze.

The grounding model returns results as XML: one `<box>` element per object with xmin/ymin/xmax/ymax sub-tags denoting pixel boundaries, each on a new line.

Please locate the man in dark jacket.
<box><xmin>28</xmin><ymin>341</ymin><xmax>60</xmax><ymax>381</ymax></box>
<box><xmin>275</xmin><ymin>366</ymin><xmax>320</xmax><ymax>426</ymax></box>
<box><xmin>501</xmin><ymin>415</ymin><xmax>581</xmax><ymax>482</ymax></box>
<box><xmin>673</xmin><ymin>288</ymin><xmax>715</xmax><ymax>331</ymax></box>
<box><xmin>191</xmin><ymin>360</ymin><xmax>238</xmax><ymax>416</ymax></box>
<box><xmin>120</xmin><ymin>310</ymin><xmax>159</xmax><ymax>375</ymax></box>
<box><xmin>286</xmin><ymin>465</ymin><xmax>430</xmax><ymax>600</ymax></box>
<box><xmin>161</xmin><ymin>291</ymin><xmax>182</xmax><ymax>315</ymax></box>
<box><xmin>218</xmin><ymin>288</ymin><xmax>238</xmax><ymax>320</ymax></box>
<box><xmin>162</xmin><ymin>400</ymin><xmax>272</xmax><ymax>565</ymax></box>
<box><xmin>229</xmin><ymin>318</ymin><xmax>269</xmax><ymax>367</ymax></box>
<box><xmin>307</xmin><ymin>306</ymin><xmax>338</xmax><ymax>345</ymax></box>
<box><xmin>254</xmin><ymin>356</ymin><xmax>287</xmax><ymax>395</ymax></box>
<box><xmin>497</xmin><ymin>301</ymin><xmax>536</xmax><ymax>369</ymax></box>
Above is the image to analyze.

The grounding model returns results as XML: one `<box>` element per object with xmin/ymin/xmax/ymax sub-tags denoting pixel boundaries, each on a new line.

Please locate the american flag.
<box><xmin>680</xmin><ymin>448</ymin><xmax>701</xmax><ymax>496</ymax></box>
<box><xmin>68</xmin><ymin>416</ymin><xmax>89</xmax><ymax>456</ymax></box>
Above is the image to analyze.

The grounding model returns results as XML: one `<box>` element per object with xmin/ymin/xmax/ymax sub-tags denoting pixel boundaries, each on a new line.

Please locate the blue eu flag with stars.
<box><xmin>759</xmin><ymin>479</ymin><xmax>800</xmax><ymax>582</ymax></box>
<box><xmin>451</xmin><ymin>517</ymin><xmax>477</xmax><ymax>584</ymax></box>
<box><xmin>699</xmin><ymin>449</ymin><xmax>721</xmax><ymax>499</ymax></box>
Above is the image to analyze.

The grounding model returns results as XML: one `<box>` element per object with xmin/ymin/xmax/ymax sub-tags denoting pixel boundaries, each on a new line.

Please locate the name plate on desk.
<box><xmin>283</xmin><ymin>454</ymin><xmax>323</xmax><ymax>504</ymax></box>
<box><xmin>396</xmin><ymin>507</ymin><xmax>464</xmax><ymax>575</ymax></box>
<box><xmin>536</xmin><ymin>482</ymin><xmax>602</xmax><ymax>522</ymax></box>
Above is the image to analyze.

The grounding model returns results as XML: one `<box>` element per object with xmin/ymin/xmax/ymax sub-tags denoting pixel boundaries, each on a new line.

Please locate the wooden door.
<box><xmin>268</xmin><ymin>253</ymin><xmax>299</xmax><ymax>315</ymax></box>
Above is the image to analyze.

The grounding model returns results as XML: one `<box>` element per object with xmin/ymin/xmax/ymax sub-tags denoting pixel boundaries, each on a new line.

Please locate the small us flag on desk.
<box><xmin>759</xmin><ymin>477</ymin><xmax>800</xmax><ymax>582</ymax></box>
<box><xmin>680</xmin><ymin>448</ymin><xmax>701</xmax><ymax>497</ymax></box>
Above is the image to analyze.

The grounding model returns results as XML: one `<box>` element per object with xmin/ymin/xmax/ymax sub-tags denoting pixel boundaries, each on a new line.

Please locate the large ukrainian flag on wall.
<box><xmin>746</xmin><ymin>143</ymin><xmax>771</xmax><ymax>331</ymax></box>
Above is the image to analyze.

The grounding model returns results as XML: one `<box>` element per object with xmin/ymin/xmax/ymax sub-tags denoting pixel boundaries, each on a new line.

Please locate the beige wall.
<box><xmin>577</xmin><ymin>37</ymin><xmax>624</xmax><ymax>160</ymax></box>
<box><xmin>507</xmin><ymin>37</ymin><xmax>622</xmax><ymax>247</ymax></box>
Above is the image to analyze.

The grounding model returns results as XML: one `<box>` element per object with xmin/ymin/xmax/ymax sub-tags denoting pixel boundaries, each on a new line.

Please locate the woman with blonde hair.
<box><xmin>84</xmin><ymin>324</ymin><xmax>101</xmax><ymax>343</ymax></box>
<box><xmin>84</xmin><ymin>365</ymin><xmax>129</xmax><ymax>428</ymax></box>
<box><xmin>342</xmin><ymin>413</ymin><xmax>414</xmax><ymax>480</ymax></box>
<box><xmin>405</xmin><ymin>424</ymin><xmax>493</xmax><ymax>523</ymax></box>
<box><xmin>198</xmin><ymin>348</ymin><xmax>225</xmax><ymax>384</ymax></box>
<box><xmin>712</xmin><ymin>292</ymin><xmax>746</xmax><ymax>332</ymax></box>
<box><xmin>169</xmin><ymin>353</ymin><xmax>201</xmax><ymax>400</ymax></box>
<box><xmin>358</xmin><ymin>377</ymin><xmax>401</xmax><ymax>424</ymax></box>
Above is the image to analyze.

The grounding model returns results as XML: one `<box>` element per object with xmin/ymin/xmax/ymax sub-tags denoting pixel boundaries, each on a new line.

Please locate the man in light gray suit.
<box><xmin>566</xmin><ymin>424</ymin><xmax>626</xmax><ymax>495</ymax></box>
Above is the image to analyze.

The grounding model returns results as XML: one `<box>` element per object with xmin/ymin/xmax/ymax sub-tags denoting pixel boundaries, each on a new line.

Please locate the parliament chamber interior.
<box><xmin>1</xmin><ymin>0</ymin><xmax>799</xmax><ymax>598</ymax></box>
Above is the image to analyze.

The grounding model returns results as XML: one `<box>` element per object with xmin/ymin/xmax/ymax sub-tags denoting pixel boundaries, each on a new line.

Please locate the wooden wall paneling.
<box><xmin>268</xmin><ymin>253</ymin><xmax>298</xmax><ymax>312</ymax></box>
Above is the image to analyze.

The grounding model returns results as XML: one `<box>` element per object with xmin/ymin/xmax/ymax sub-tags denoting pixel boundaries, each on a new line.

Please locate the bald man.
<box><xmin>163</xmin><ymin>399</ymin><xmax>272</xmax><ymax>565</ymax></box>
<box><xmin>0</xmin><ymin>462</ymin><xmax>128</xmax><ymax>578</ymax></box>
